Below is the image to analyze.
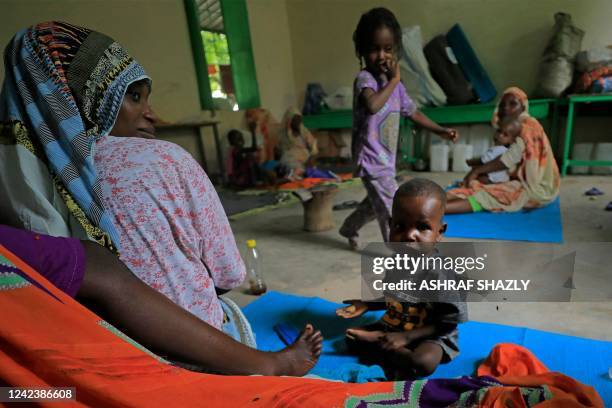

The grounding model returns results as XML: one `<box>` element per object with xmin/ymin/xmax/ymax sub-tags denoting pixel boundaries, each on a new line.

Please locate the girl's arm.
<box><xmin>410</xmin><ymin>110</ymin><xmax>459</xmax><ymax>142</ymax></box>
<box><xmin>360</xmin><ymin>60</ymin><xmax>401</xmax><ymax>114</ymax></box>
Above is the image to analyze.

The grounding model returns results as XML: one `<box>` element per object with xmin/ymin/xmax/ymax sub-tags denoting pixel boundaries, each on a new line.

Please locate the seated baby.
<box><xmin>465</xmin><ymin>116</ymin><xmax>522</xmax><ymax>184</ymax></box>
<box><xmin>336</xmin><ymin>179</ymin><xmax>468</xmax><ymax>379</ymax></box>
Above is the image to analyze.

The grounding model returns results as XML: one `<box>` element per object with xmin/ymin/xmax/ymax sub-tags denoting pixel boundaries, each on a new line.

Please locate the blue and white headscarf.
<box><xmin>0</xmin><ymin>21</ymin><xmax>150</xmax><ymax>250</ymax></box>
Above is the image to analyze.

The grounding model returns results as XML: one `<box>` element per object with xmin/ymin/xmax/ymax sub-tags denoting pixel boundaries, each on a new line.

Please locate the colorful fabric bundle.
<box><xmin>574</xmin><ymin>66</ymin><xmax>612</xmax><ymax>93</ymax></box>
<box><xmin>0</xmin><ymin>243</ymin><xmax>603</xmax><ymax>407</ymax></box>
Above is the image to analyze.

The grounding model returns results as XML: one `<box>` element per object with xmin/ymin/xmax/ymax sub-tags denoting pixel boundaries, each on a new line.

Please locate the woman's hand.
<box><xmin>437</xmin><ymin>128</ymin><xmax>459</xmax><ymax>143</ymax></box>
<box><xmin>336</xmin><ymin>300</ymin><xmax>369</xmax><ymax>318</ymax></box>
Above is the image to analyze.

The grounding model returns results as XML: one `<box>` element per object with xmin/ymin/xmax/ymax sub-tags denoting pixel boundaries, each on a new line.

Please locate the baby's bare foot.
<box><xmin>276</xmin><ymin>324</ymin><xmax>322</xmax><ymax>376</ymax></box>
<box><xmin>346</xmin><ymin>328</ymin><xmax>384</xmax><ymax>343</ymax></box>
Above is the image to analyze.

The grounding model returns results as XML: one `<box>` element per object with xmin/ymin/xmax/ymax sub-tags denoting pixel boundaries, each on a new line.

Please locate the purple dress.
<box><xmin>340</xmin><ymin>71</ymin><xmax>416</xmax><ymax>242</ymax></box>
<box><xmin>0</xmin><ymin>224</ymin><xmax>85</xmax><ymax>297</ymax></box>
<box><xmin>352</xmin><ymin>70</ymin><xmax>416</xmax><ymax>178</ymax></box>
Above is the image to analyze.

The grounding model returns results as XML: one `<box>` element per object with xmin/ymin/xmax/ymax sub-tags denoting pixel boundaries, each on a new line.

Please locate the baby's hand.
<box><xmin>336</xmin><ymin>300</ymin><xmax>368</xmax><ymax>319</ymax></box>
<box><xmin>379</xmin><ymin>332</ymin><xmax>414</xmax><ymax>351</ymax></box>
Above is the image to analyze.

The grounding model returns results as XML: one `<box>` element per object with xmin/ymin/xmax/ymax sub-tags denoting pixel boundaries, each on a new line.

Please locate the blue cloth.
<box><xmin>446</xmin><ymin>24</ymin><xmax>497</xmax><ymax>103</ymax></box>
<box><xmin>304</xmin><ymin>167</ymin><xmax>337</xmax><ymax>179</ymax></box>
<box><xmin>244</xmin><ymin>291</ymin><xmax>612</xmax><ymax>404</ymax></box>
<box><xmin>444</xmin><ymin>197</ymin><xmax>563</xmax><ymax>243</ymax></box>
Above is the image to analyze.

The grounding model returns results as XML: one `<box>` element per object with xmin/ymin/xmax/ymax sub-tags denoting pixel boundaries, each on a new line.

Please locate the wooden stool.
<box><xmin>302</xmin><ymin>185</ymin><xmax>339</xmax><ymax>232</ymax></box>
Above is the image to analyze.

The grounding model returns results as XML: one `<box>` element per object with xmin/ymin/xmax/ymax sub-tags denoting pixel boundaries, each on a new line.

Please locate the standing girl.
<box><xmin>340</xmin><ymin>7</ymin><xmax>459</xmax><ymax>248</ymax></box>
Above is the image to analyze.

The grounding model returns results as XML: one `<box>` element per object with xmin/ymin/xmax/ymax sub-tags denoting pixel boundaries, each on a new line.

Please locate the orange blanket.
<box><xmin>276</xmin><ymin>173</ymin><xmax>353</xmax><ymax>191</ymax></box>
<box><xmin>0</xmin><ymin>244</ymin><xmax>603</xmax><ymax>407</ymax></box>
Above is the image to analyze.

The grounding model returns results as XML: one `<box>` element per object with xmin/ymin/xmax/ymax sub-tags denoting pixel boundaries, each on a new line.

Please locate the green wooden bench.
<box><xmin>560</xmin><ymin>94</ymin><xmax>612</xmax><ymax>176</ymax></box>
<box><xmin>303</xmin><ymin>99</ymin><xmax>555</xmax><ymax>165</ymax></box>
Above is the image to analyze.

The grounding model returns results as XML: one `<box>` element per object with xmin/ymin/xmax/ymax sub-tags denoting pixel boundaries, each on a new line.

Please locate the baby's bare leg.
<box><xmin>345</xmin><ymin>323</ymin><xmax>387</xmax><ymax>365</ymax></box>
<box><xmin>389</xmin><ymin>341</ymin><xmax>444</xmax><ymax>379</ymax></box>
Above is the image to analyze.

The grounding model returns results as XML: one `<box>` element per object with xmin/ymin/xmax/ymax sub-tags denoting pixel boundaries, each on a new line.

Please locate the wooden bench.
<box><xmin>560</xmin><ymin>94</ymin><xmax>612</xmax><ymax>176</ymax></box>
<box><xmin>303</xmin><ymin>99</ymin><xmax>555</xmax><ymax>165</ymax></box>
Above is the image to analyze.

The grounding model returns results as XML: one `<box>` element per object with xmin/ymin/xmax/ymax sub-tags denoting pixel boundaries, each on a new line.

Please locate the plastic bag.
<box><xmin>424</xmin><ymin>34</ymin><xmax>476</xmax><ymax>105</ymax></box>
<box><xmin>535</xmin><ymin>13</ymin><xmax>584</xmax><ymax>97</ymax></box>
<box><xmin>399</xmin><ymin>26</ymin><xmax>446</xmax><ymax>107</ymax></box>
<box><xmin>302</xmin><ymin>83</ymin><xmax>328</xmax><ymax>115</ymax></box>
<box><xmin>576</xmin><ymin>47</ymin><xmax>612</xmax><ymax>73</ymax></box>
<box><xmin>324</xmin><ymin>86</ymin><xmax>352</xmax><ymax>110</ymax></box>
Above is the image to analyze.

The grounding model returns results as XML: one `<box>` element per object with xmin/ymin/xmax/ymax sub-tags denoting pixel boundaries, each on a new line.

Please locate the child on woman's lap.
<box><xmin>464</xmin><ymin>117</ymin><xmax>521</xmax><ymax>185</ymax></box>
<box><xmin>337</xmin><ymin>178</ymin><xmax>467</xmax><ymax>379</ymax></box>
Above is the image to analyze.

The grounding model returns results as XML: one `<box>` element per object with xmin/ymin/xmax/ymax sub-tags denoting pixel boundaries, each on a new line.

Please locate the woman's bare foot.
<box><xmin>274</xmin><ymin>324</ymin><xmax>323</xmax><ymax>376</ymax></box>
<box><xmin>345</xmin><ymin>328</ymin><xmax>385</xmax><ymax>343</ymax></box>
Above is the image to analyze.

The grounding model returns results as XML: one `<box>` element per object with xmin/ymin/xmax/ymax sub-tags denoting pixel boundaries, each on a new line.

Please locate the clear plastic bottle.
<box><xmin>245</xmin><ymin>239</ymin><xmax>267</xmax><ymax>295</ymax></box>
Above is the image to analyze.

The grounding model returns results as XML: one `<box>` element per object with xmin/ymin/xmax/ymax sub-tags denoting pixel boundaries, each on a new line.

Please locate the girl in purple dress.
<box><xmin>340</xmin><ymin>7</ymin><xmax>459</xmax><ymax>248</ymax></box>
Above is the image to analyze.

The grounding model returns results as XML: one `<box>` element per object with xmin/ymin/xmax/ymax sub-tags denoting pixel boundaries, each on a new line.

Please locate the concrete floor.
<box><xmin>226</xmin><ymin>172</ymin><xmax>612</xmax><ymax>341</ymax></box>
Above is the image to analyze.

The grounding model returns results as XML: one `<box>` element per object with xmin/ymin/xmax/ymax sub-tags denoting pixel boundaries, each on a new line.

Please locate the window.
<box><xmin>184</xmin><ymin>0</ymin><xmax>261</xmax><ymax>111</ymax></box>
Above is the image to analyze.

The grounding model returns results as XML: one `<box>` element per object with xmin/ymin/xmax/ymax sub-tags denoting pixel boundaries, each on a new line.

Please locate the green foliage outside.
<box><xmin>201</xmin><ymin>30</ymin><xmax>231</xmax><ymax>94</ymax></box>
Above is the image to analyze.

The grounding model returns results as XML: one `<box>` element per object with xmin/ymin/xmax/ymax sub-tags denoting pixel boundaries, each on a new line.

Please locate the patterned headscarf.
<box><xmin>0</xmin><ymin>22</ymin><xmax>150</xmax><ymax>250</ymax></box>
<box><xmin>491</xmin><ymin>86</ymin><xmax>530</xmax><ymax>128</ymax></box>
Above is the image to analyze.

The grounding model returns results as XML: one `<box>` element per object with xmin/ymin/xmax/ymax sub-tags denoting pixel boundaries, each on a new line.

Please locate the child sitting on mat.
<box><xmin>464</xmin><ymin>117</ymin><xmax>521</xmax><ymax>185</ymax></box>
<box><xmin>336</xmin><ymin>178</ymin><xmax>467</xmax><ymax>379</ymax></box>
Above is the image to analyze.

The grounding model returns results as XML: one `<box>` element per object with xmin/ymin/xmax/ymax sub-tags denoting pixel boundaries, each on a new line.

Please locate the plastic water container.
<box><xmin>571</xmin><ymin>143</ymin><xmax>594</xmax><ymax>175</ymax></box>
<box><xmin>452</xmin><ymin>144</ymin><xmax>474</xmax><ymax>172</ymax></box>
<box><xmin>468</xmin><ymin>126</ymin><xmax>492</xmax><ymax>158</ymax></box>
<box><xmin>430</xmin><ymin>144</ymin><xmax>450</xmax><ymax>172</ymax></box>
<box><xmin>245</xmin><ymin>239</ymin><xmax>267</xmax><ymax>295</ymax></box>
<box><xmin>592</xmin><ymin>143</ymin><xmax>612</xmax><ymax>175</ymax></box>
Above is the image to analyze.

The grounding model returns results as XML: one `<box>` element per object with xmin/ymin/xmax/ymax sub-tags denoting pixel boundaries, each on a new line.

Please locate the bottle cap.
<box><xmin>246</xmin><ymin>239</ymin><xmax>257</xmax><ymax>248</ymax></box>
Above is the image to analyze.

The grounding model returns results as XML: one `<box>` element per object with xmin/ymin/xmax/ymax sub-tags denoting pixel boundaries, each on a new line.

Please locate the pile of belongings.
<box><xmin>574</xmin><ymin>47</ymin><xmax>612</xmax><ymax>94</ymax></box>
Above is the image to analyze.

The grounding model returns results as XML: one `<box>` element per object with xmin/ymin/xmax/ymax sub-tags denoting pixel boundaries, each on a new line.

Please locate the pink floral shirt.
<box><xmin>94</xmin><ymin>136</ymin><xmax>246</xmax><ymax>329</ymax></box>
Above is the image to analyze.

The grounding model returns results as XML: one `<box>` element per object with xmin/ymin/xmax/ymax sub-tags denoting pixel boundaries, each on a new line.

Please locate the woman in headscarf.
<box><xmin>244</xmin><ymin>107</ymin><xmax>279</xmax><ymax>164</ymax></box>
<box><xmin>0</xmin><ymin>22</ymin><xmax>322</xmax><ymax>374</ymax></box>
<box><xmin>0</xmin><ymin>21</ymin><xmax>238</xmax><ymax>328</ymax></box>
<box><xmin>278</xmin><ymin>107</ymin><xmax>318</xmax><ymax>178</ymax></box>
<box><xmin>446</xmin><ymin>87</ymin><xmax>560</xmax><ymax>213</ymax></box>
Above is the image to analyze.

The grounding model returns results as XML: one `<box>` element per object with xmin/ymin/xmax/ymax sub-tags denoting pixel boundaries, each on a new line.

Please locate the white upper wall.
<box><xmin>248</xmin><ymin>0</ymin><xmax>297</xmax><ymax>120</ymax></box>
<box><xmin>0</xmin><ymin>0</ymin><xmax>296</xmax><ymax>122</ymax></box>
<box><xmin>285</xmin><ymin>0</ymin><xmax>612</xmax><ymax>103</ymax></box>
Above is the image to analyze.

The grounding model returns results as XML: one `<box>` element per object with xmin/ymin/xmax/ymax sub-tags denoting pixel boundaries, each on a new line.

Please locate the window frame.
<box><xmin>183</xmin><ymin>0</ymin><xmax>261</xmax><ymax>111</ymax></box>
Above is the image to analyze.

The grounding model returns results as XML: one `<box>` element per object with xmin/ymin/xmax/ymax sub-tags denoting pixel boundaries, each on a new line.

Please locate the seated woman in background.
<box><xmin>445</xmin><ymin>87</ymin><xmax>560</xmax><ymax>213</ymax></box>
<box><xmin>0</xmin><ymin>21</ymin><xmax>321</xmax><ymax>368</ymax></box>
<box><xmin>278</xmin><ymin>108</ymin><xmax>318</xmax><ymax>180</ymax></box>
